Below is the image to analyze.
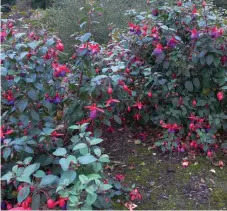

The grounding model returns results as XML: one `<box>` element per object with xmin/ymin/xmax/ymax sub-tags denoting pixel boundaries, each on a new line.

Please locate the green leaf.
<box><xmin>30</xmin><ymin>110</ymin><xmax>40</xmax><ymax>121</ymax></box>
<box><xmin>102</xmin><ymin>184</ymin><xmax>112</xmax><ymax>190</ymax></box>
<box><xmin>114</xmin><ymin>115</ymin><xmax>121</xmax><ymax>125</ymax></box>
<box><xmin>79</xmin><ymin>33</ymin><xmax>91</xmax><ymax>43</ymax></box>
<box><xmin>86</xmin><ymin>193</ymin><xmax>97</xmax><ymax>205</ymax></box>
<box><xmin>59</xmin><ymin>170</ymin><xmax>77</xmax><ymax>186</ymax></box>
<box><xmin>14</xmin><ymin>76</ymin><xmax>21</xmax><ymax>83</ymax></box>
<box><xmin>17</xmin><ymin>99</ymin><xmax>28</xmax><ymax>112</ymax></box>
<box><xmin>79</xmin><ymin>175</ymin><xmax>89</xmax><ymax>184</ymax></box>
<box><xmin>185</xmin><ymin>81</ymin><xmax>194</xmax><ymax>92</ymax></box>
<box><xmin>53</xmin><ymin>147</ymin><xmax>67</xmax><ymax>156</ymax></box>
<box><xmin>33</xmin><ymin>170</ymin><xmax>46</xmax><ymax>178</ymax></box>
<box><xmin>69</xmin><ymin>125</ymin><xmax>79</xmax><ymax>130</ymax></box>
<box><xmin>22</xmin><ymin>163</ymin><xmax>40</xmax><ymax>177</ymax></box>
<box><xmin>32</xmin><ymin>193</ymin><xmax>40</xmax><ymax>210</ymax></box>
<box><xmin>98</xmin><ymin>154</ymin><xmax>110</xmax><ymax>163</ymax></box>
<box><xmin>73</xmin><ymin>143</ymin><xmax>87</xmax><ymax>151</ymax></box>
<box><xmin>94</xmin><ymin>148</ymin><xmax>101</xmax><ymax>156</ymax></box>
<box><xmin>193</xmin><ymin>78</ymin><xmax>200</xmax><ymax>89</ymax></box>
<box><xmin>1</xmin><ymin>172</ymin><xmax>14</xmax><ymax>183</ymax></box>
<box><xmin>59</xmin><ymin>158</ymin><xmax>70</xmax><ymax>171</ymax></box>
<box><xmin>16</xmin><ymin>176</ymin><xmax>31</xmax><ymax>184</ymax></box>
<box><xmin>40</xmin><ymin>175</ymin><xmax>59</xmax><ymax>187</ymax></box>
<box><xmin>78</xmin><ymin>154</ymin><xmax>97</xmax><ymax>164</ymax></box>
<box><xmin>46</xmin><ymin>38</ymin><xmax>55</xmax><ymax>46</ymax></box>
<box><xmin>28</xmin><ymin>41</ymin><xmax>39</xmax><ymax>49</ymax></box>
<box><xmin>27</xmin><ymin>89</ymin><xmax>38</xmax><ymax>101</ymax></box>
<box><xmin>17</xmin><ymin>186</ymin><xmax>30</xmax><ymax>203</ymax></box>
<box><xmin>206</xmin><ymin>54</ymin><xmax>214</xmax><ymax>66</ymax></box>
<box><xmin>90</xmin><ymin>138</ymin><xmax>103</xmax><ymax>145</ymax></box>
<box><xmin>42</xmin><ymin>128</ymin><xmax>55</xmax><ymax>135</ymax></box>
<box><xmin>23</xmin><ymin>157</ymin><xmax>32</xmax><ymax>165</ymax></box>
<box><xmin>3</xmin><ymin>148</ymin><xmax>11</xmax><ymax>161</ymax></box>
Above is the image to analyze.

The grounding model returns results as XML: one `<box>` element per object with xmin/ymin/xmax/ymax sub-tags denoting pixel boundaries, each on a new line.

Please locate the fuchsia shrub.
<box><xmin>1</xmin><ymin>0</ymin><xmax>227</xmax><ymax>210</ymax></box>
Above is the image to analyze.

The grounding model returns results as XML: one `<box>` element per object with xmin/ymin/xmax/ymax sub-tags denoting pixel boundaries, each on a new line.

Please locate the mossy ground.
<box><xmin>102</xmin><ymin>129</ymin><xmax>227</xmax><ymax>210</ymax></box>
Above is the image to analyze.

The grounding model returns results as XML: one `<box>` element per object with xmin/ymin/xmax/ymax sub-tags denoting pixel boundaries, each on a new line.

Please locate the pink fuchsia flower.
<box><xmin>217</xmin><ymin>91</ymin><xmax>224</xmax><ymax>101</ymax></box>
<box><xmin>129</xmin><ymin>188</ymin><xmax>142</xmax><ymax>201</ymax></box>
<box><xmin>177</xmin><ymin>1</ymin><xmax>182</xmax><ymax>6</ymax></box>
<box><xmin>191</xmin><ymin>29</ymin><xmax>199</xmax><ymax>40</ymax></box>
<box><xmin>106</xmin><ymin>97</ymin><xmax>120</xmax><ymax>106</ymax></box>
<box><xmin>167</xmin><ymin>37</ymin><xmax>178</xmax><ymax>48</ymax></box>
<box><xmin>132</xmin><ymin>101</ymin><xmax>143</xmax><ymax>110</ymax></box>
<box><xmin>134</xmin><ymin>113</ymin><xmax>141</xmax><ymax>121</ymax></box>
<box><xmin>210</xmin><ymin>26</ymin><xmax>221</xmax><ymax>39</ymax></box>
<box><xmin>153</xmin><ymin>44</ymin><xmax>163</xmax><ymax>56</ymax></box>
<box><xmin>115</xmin><ymin>174</ymin><xmax>125</xmax><ymax>182</ymax></box>
<box><xmin>0</xmin><ymin>126</ymin><xmax>14</xmax><ymax>139</ymax></box>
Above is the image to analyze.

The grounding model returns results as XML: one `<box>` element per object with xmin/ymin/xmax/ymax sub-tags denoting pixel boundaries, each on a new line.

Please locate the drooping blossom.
<box><xmin>106</xmin><ymin>98</ymin><xmax>120</xmax><ymax>106</ymax></box>
<box><xmin>191</xmin><ymin>29</ymin><xmax>199</xmax><ymax>40</ymax></box>
<box><xmin>167</xmin><ymin>37</ymin><xmax>178</xmax><ymax>48</ymax></box>
<box><xmin>53</xmin><ymin>63</ymin><xmax>70</xmax><ymax>77</ymax></box>
<box><xmin>0</xmin><ymin>126</ymin><xmax>14</xmax><ymax>140</ymax></box>
<box><xmin>217</xmin><ymin>91</ymin><xmax>224</xmax><ymax>101</ymax></box>
<box><xmin>129</xmin><ymin>188</ymin><xmax>142</xmax><ymax>201</ymax></box>
<box><xmin>132</xmin><ymin>101</ymin><xmax>143</xmax><ymax>110</ymax></box>
<box><xmin>153</xmin><ymin>44</ymin><xmax>163</xmax><ymax>56</ymax></box>
<box><xmin>115</xmin><ymin>174</ymin><xmax>125</xmax><ymax>182</ymax></box>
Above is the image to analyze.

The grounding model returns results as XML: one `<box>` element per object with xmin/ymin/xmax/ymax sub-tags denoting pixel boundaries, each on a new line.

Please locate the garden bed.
<box><xmin>102</xmin><ymin>128</ymin><xmax>227</xmax><ymax>210</ymax></box>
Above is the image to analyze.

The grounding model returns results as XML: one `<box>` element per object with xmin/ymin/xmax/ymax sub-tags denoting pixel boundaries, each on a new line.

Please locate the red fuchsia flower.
<box><xmin>221</xmin><ymin>55</ymin><xmax>227</xmax><ymax>65</ymax></box>
<box><xmin>191</xmin><ymin>29</ymin><xmax>199</xmax><ymax>40</ymax></box>
<box><xmin>107</xmin><ymin>87</ymin><xmax>113</xmax><ymax>95</ymax></box>
<box><xmin>167</xmin><ymin>37</ymin><xmax>178</xmax><ymax>48</ymax></box>
<box><xmin>192</xmin><ymin>99</ymin><xmax>197</xmax><ymax>106</ymax></box>
<box><xmin>0</xmin><ymin>30</ymin><xmax>7</xmax><ymax>42</ymax></box>
<box><xmin>53</xmin><ymin>92</ymin><xmax>62</xmax><ymax>104</ymax></box>
<box><xmin>217</xmin><ymin>91</ymin><xmax>224</xmax><ymax>101</ymax></box>
<box><xmin>142</xmin><ymin>24</ymin><xmax>148</xmax><ymax>31</ymax></box>
<box><xmin>115</xmin><ymin>174</ymin><xmax>125</xmax><ymax>182</ymax></box>
<box><xmin>107</xmin><ymin>126</ymin><xmax>114</xmax><ymax>133</ymax></box>
<box><xmin>153</xmin><ymin>43</ymin><xmax>163</xmax><ymax>56</ymax></box>
<box><xmin>152</xmin><ymin>9</ymin><xmax>159</xmax><ymax>16</ymax></box>
<box><xmin>2</xmin><ymin>90</ymin><xmax>15</xmax><ymax>105</ymax></box>
<box><xmin>106</xmin><ymin>97</ymin><xmax>120</xmax><ymax>106</ymax></box>
<box><xmin>0</xmin><ymin>126</ymin><xmax>14</xmax><ymax>140</ymax></box>
<box><xmin>210</xmin><ymin>26</ymin><xmax>222</xmax><ymax>39</ymax></box>
<box><xmin>148</xmin><ymin>91</ymin><xmax>152</xmax><ymax>98</ymax></box>
<box><xmin>88</xmin><ymin>43</ymin><xmax>100</xmax><ymax>54</ymax></box>
<box><xmin>84</xmin><ymin>104</ymin><xmax>104</xmax><ymax>119</ymax></box>
<box><xmin>53</xmin><ymin>64</ymin><xmax>70</xmax><ymax>77</ymax></box>
<box><xmin>56</xmin><ymin>40</ymin><xmax>64</xmax><ymax>51</ymax></box>
<box><xmin>160</xmin><ymin>122</ymin><xmax>182</xmax><ymax>133</ymax></box>
<box><xmin>128</xmin><ymin>23</ymin><xmax>141</xmax><ymax>35</ymax></box>
<box><xmin>127</xmin><ymin>106</ymin><xmax>131</xmax><ymax>112</ymax></box>
<box><xmin>134</xmin><ymin>113</ymin><xmax>141</xmax><ymax>121</ymax></box>
<box><xmin>177</xmin><ymin>0</ymin><xmax>182</xmax><ymax>6</ymax></box>
<box><xmin>132</xmin><ymin>101</ymin><xmax>143</xmax><ymax>110</ymax></box>
<box><xmin>76</xmin><ymin>118</ymin><xmax>92</xmax><ymax>125</ymax></box>
<box><xmin>84</xmin><ymin>104</ymin><xmax>104</xmax><ymax>113</ymax></box>
<box><xmin>207</xmin><ymin>150</ymin><xmax>213</xmax><ymax>157</ymax></box>
<box><xmin>122</xmin><ymin>84</ymin><xmax>132</xmax><ymax>95</ymax></box>
<box><xmin>192</xmin><ymin>5</ymin><xmax>197</xmax><ymax>14</ymax></box>
<box><xmin>129</xmin><ymin>188</ymin><xmax>142</xmax><ymax>201</ymax></box>
<box><xmin>51</xmin><ymin>131</ymin><xmax>64</xmax><ymax>137</ymax></box>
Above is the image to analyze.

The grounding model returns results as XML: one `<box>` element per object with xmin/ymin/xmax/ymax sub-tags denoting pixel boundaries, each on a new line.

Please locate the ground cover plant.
<box><xmin>1</xmin><ymin>0</ymin><xmax>227</xmax><ymax>210</ymax></box>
